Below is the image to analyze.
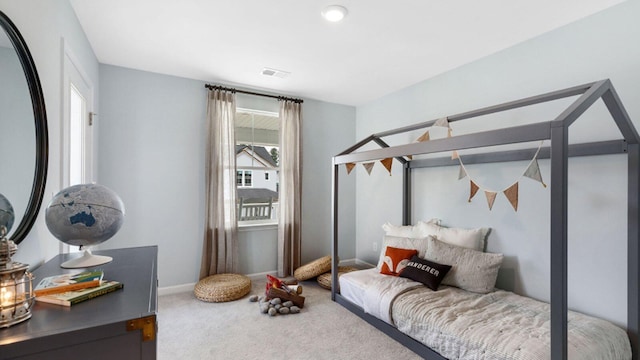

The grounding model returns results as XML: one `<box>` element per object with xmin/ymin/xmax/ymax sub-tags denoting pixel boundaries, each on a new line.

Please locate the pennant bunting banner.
<box><xmin>485</xmin><ymin>191</ymin><xmax>497</xmax><ymax>210</ymax></box>
<box><xmin>458</xmin><ymin>165</ymin><xmax>467</xmax><ymax>180</ymax></box>
<box><xmin>362</xmin><ymin>162</ymin><xmax>375</xmax><ymax>175</ymax></box>
<box><xmin>345</xmin><ymin>162</ymin><xmax>356</xmax><ymax>175</ymax></box>
<box><xmin>457</xmin><ymin>140</ymin><xmax>546</xmax><ymax>211</ymax></box>
<box><xmin>503</xmin><ymin>182</ymin><xmax>519</xmax><ymax>212</ymax></box>
<box><xmin>434</xmin><ymin>117</ymin><xmax>449</xmax><ymax>128</ymax></box>
<box><xmin>415</xmin><ymin>131</ymin><xmax>430</xmax><ymax>142</ymax></box>
<box><xmin>469</xmin><ymin>181</ymin><xmax>479</xmax><ymax>202</ymax></box>
<box><xmin>447</xmin><ymin>128</ymin><xmax>453</xmax><ymax>138</ymax></box>
<box><xmin>407</xmin><ymin>155</ymin><xmax>413</xmax><ymax>160</ymax></box>
<box><xmin>380</xmin><ymin>158</ymin><xmax>393</xmax><ymax>175</ymax></box>
<box><xmin>523</xmin><ymin>159</ymin><xmax>547</xmax><ymax>187</ymax></box>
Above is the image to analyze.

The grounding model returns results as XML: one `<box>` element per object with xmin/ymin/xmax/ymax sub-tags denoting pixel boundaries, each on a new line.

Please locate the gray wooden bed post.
<box><xmin>601</xmin><ymin>85</ymin><xmax>640</xmax><ymax>359</ymax></box>
<box><xmin>628</xmin><ymin>142</ymin><xmax>640</xmax><ymax>360</ymax></box>
<box><xmin>403</xmin><ymin>162</ymin><xmax>411</xmax><ymax>225</ymax></box>
<box><xmin>331</xmin><ymin>162</ymin><xmax>339</xmax><ymax>301</ymax></box>
<box><xmin>549</xmin><ymin>123</ymin><xmax>569</xmax><ymax>360</ymax></box>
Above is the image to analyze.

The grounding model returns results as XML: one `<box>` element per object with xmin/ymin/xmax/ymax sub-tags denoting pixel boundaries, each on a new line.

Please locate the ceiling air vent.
<box><xmin>261</xmin><ymin>67</ymin><xmax>290</xmax><ymax>79</ymax></box>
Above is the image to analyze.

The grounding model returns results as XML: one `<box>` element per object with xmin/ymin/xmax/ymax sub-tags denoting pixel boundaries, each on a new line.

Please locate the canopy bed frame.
<box><xmin>330</xmin><ymin>79</ymin><xmax>639</xmax><ymax>360</ymax></box>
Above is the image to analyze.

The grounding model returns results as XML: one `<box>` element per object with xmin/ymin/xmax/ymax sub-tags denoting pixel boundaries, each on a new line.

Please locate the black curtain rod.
<box><xmin>204</xmin><ymin>84</ymin><xmax>303</xmax><ymax>104</ymax></box>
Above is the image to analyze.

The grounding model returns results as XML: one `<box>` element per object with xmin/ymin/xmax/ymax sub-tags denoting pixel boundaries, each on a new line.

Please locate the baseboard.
<box><xmin>158</xmin><ymin>282</ymin><xmax>196</xmax><ymax>296</ymax></box>
<box><xmin>354</xmin><ymin>259</ymin><xmax>375</xmax><ymax>268</ymax></box>
<box><xmin>245</xmin><ymin>270</ymin><xmax>278</xmax><ymax>281</ymax></box>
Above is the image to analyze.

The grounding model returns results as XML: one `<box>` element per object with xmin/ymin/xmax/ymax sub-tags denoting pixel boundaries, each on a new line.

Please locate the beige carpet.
<box><xmin>158</xmin><ymin>279</ymin><xmax>422</xmax><ymax>360</ymax></box>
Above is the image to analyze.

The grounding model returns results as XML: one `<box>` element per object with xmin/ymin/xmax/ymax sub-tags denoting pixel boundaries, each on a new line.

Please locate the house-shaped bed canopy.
<box><xmin>331</xmin><ymin>79</ymin><xmax>640</xmax><ymax>360</ymax></box>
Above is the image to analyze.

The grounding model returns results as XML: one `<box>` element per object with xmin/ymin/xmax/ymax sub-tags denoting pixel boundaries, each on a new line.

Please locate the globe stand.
<box><xmin>61</xmin><ymin>249</ymin><xmax>112</xmax><ymax>269</ymax></box>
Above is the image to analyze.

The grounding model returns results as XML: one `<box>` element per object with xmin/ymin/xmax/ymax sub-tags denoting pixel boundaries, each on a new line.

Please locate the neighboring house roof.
<box><xmin>235</xmin><ymin>145</ymin><xmax>277</xmax><ymax>167</ymax></box>
<box><xmin>237</xmin><ymin>188</ymin><xmax>278</xmax><ymax>202</ymax></box>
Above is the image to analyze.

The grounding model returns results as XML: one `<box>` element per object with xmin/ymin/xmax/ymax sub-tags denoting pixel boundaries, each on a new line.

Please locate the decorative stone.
<box><xmin>290</xmin><ymin>306</ymin><xmax>300</xmax><ymax>314</ymax></box>
<box><xmin>278</xmin><ymin>307</ymin><xmax>290</xmax><ymax>314</ymax></box>
<box><xmin>270</xmin><ymin>298</ymin><xmax>282</xmax><ymax>305</ymax></box>
<box><xmin>260</xmin><ymin>304</ymin><xmax>269</xmax><ymax>314</ymax></box>
<box><xmin>274</xmin><ymin>304</ymin><xmax>282</xmax><ymax>310</ymax></box>
<box><xmin>258</xmin><ymin>296</ymin><xmax>265</xmax><ymax>303</ymax></box>
<box><xmin>249</xmin><ymin>295</ymin><xmax>259</xmax><ymax>302</ymax></box>
<box><xmin>282</xmin><ymin>301</ymin><xmax>293</xmax><ymax>308</ymax></box>
<box><xmin>268</xmin><ymin>307</ymin><xmax>277</xmax><ymax>316</ymax></box>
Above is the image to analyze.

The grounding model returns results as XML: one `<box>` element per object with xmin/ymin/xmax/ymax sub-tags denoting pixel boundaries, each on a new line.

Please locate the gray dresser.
<box><xmin>0</xmin><ymin>246</ymin><xmax>158</xmax><ymax>360</ymax></box>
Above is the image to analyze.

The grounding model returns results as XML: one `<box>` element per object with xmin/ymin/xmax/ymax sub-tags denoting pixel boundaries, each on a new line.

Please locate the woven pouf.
<box><xmin>194</xmin><ymin>273</ymin><xmax>251</xmax><ymax>302</ymax></box>
<box><xmin>317</xmin><ymin>266</ymin><xmax>358</xmax><ymax>290</ymax></box>
<box><xmin>293</xmin><ymin>255</ymin><xmax>332</xmax><ymax>281</ymax></box>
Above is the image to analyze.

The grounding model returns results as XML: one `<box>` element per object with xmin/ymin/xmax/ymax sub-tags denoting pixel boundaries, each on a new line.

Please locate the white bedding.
<box><xmin>339</xmin><ymin>269</ymin><xmax>631</xmax><ymax>360</ymax></box>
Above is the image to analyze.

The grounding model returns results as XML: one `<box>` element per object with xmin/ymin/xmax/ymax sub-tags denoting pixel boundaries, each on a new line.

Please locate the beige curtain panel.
<box><xmin>200</xmin><ymin>89</ymin><xmax>238</xmax><ymax>278</ymax></box>
<box><xmin>277</xmin><ymin>100</ymin><xmax>302</xmax><ymax>277</ymax></box>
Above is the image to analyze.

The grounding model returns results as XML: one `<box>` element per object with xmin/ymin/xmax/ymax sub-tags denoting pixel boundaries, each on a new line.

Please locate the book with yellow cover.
<box><xmin>35</xmin><ymin>280</ymin><xmax>123</xmax><ymax>306</ymax></box>
<box><xmin>34</xmin><ymin>270</ymin><xmax>104</xmax><ymax>297</ymax></box>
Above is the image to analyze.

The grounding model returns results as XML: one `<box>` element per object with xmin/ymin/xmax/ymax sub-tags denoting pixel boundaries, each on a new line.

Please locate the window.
<box><xmin>235</xmin><ymin>108</ymin><xmax>279</xmax><ymax>224</ymax></box>
<box><xmin>236</xmin><ymin>170</ymin><xmax>252</xmax><ymax>187</ymax></box>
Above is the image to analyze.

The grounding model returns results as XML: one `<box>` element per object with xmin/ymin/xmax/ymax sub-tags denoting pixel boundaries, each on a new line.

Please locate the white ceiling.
<box><xmin>70</xmin><ymin>0</ymin><xmax>625</xmax><ymax>106</ymax></box>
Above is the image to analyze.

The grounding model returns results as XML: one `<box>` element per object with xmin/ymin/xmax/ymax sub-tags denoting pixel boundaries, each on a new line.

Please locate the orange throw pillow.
<box><xmin>380</xmin><ymin>246</ymin><xmax>418</xmax><ymax>276</ymax></box>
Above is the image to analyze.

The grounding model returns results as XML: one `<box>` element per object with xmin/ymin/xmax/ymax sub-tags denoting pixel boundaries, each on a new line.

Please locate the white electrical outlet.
<box><xmin>373</xmin><ymin>242</ymin><xmax>378</xmax><ymax>252</ymax></box>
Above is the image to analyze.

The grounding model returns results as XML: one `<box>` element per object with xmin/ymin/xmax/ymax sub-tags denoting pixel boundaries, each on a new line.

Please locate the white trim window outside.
<box><xmin>236</xmin><ymin>170</ymin><xmax>252</xmax><ymax>187</ymax></box>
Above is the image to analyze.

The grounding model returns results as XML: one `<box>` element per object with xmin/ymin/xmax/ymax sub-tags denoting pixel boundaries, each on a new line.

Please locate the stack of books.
<box><xmin>34</xmin><ymin>269</ymin><xmax>123</xmax><ymax>306</ymax></box>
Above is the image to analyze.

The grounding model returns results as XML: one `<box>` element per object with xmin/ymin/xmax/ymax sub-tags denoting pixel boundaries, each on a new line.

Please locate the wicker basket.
<box><xmin>317</xmin><ymin>266</ymin><xmax>358</xmax><ymax>290</ymax></box>
<box><xmin>194</xmin><ymin>273</ymin><xmax>251</xmax><ymax>302</ymax></box>
<box><xmin>293</xmin><ymin>255</ymin><xmax>332</xmax><ymax>281</ymax></box>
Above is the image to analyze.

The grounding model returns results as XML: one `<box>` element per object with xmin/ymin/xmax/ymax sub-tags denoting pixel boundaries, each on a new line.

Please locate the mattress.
<box><xmin>339</xmin><ymin>268</ymin><xmax>381</xmax><ymax>309</ymax></box>
<box><xmin>339</xmin><ymin>269</ymin><xmax>631</xmax><ymax>360</ymax></box>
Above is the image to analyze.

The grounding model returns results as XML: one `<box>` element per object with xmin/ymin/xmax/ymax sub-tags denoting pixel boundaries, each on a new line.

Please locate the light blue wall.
<box><xmin>98</xmin><ymin>64</ymin><xmax>356</xmax><ymax>287</ymax></box>
<box><xmin>0</xmin><ymin>0</ymin><xmax>99</xmax><ymax>267</ymax></box>
<box><xmin>355</xmin><ymin>0</ymin><xmax>639</xmax><ymax>327</ymax></box>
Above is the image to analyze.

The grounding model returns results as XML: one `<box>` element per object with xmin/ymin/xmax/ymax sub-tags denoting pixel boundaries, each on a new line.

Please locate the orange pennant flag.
<box><xmin>345</xmin><ymin>163</ymin><xmax>356</xmax><ymax>175</ymax></box>
<box><xmin>503</xmin><ymin>182</ymin><xmax>519</xmax><ymax>211</ymax></box>
<box><xmin>407</xmin><ymin>155</ymin><xmax>413</xmax><ymax>160</ymax></box>
<box><xmin>469</xmin><ymin>181</ymin><xmax>479</xmax><ymax>202</ymax></box>
<box><xmin>380</xmin><ymin>158</ymin><xmax>393</xmax><ymax>175</ymax></box>
<box><xmin>485</xmin><ymin>191</ymin><xmax>497</xmax><ymax>210</ymax></box>
<box><xmin>416</xmin><ymin>131</ymin><xmax>430</xmax><ymax>142</ymax></box>
<box><xmin>362</xmin><ymin>162</ymin><xmax>375</xmax><ymax>175</ymax></box>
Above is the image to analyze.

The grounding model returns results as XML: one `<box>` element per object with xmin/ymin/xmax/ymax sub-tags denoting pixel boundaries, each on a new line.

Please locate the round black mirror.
<box><xmin>0</xmin><ymin>11</ymin><xmax>48</xmax><ymax>245</ymax></box>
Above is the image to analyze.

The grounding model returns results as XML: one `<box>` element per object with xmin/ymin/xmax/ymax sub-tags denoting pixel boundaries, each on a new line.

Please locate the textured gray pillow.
<box><xmin>425</xmin><ymin>236</ymin><xmax>503</xmax><ymax>294</ymax></box>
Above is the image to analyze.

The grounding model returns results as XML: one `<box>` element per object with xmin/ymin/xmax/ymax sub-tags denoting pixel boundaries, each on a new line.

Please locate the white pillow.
<box><xmin>376</xmin><ymin>235</ymin><xmax>430</xmax><ymax>270</ymax></box>
<box><xmin>425</xmin><ymin>236</ymin><xmax>503</xmax><ymax>294</ymax></box>
<box><xmin>429</xmin><ymin>222</ymin><xmax>489</xmax><ymax>251</ymax></box>
<box><xmin>381</xmin><ymin>218</ymin><xmax>440</xmax><ymax>239</ymax></box>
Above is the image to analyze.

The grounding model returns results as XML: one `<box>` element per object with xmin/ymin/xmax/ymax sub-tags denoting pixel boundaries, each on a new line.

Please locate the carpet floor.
<box><xmin>158</xmin><ymin>278</ymin><xmax>422</xmax><ymax>360</ymax></box>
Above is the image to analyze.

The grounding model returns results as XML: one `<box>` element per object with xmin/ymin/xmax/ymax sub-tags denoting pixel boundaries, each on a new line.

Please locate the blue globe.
<box><xmin>0</xmin><ymin>193</ymin><xmax>14</xmax><ymax>236</ymax></box>
<box><xmin>45</xmin><ymin>184</ymin><xmax>125</xmax><ymax>247</ymax></box>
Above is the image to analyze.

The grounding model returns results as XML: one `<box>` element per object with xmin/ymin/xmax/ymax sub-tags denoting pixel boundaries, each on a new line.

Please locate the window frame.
<box><xmin>235</xmin><ymin>108</ymin><xmax>280</xmax><ymax>226</ymax></box>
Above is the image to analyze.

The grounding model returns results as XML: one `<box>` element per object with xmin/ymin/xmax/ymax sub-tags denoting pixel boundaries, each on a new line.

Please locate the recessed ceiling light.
<box><xmin>322</xmin><ymin>5</ymin><xmax>348</xmax><ymax>22</ymax></box>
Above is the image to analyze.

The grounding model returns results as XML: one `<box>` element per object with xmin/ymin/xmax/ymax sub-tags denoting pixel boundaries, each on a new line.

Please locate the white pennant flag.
<box><xmin>362</xmin><ymin>162</ymin><xmax>375</xmax><ymax>175</ymax></box>
<box><xmin>434</xmin><ymin>117</ymin><xmax>449</xmax><ymax>128</ymax></box>
<box><xmin>523</xmin><ymin>159</ymin><xmax>547</xmax><ymax>187</ymax></box>
<box><xmin>458</xmin><ymin>165</ymin><xmax>467</xmax><ymax>180</ymax></box>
